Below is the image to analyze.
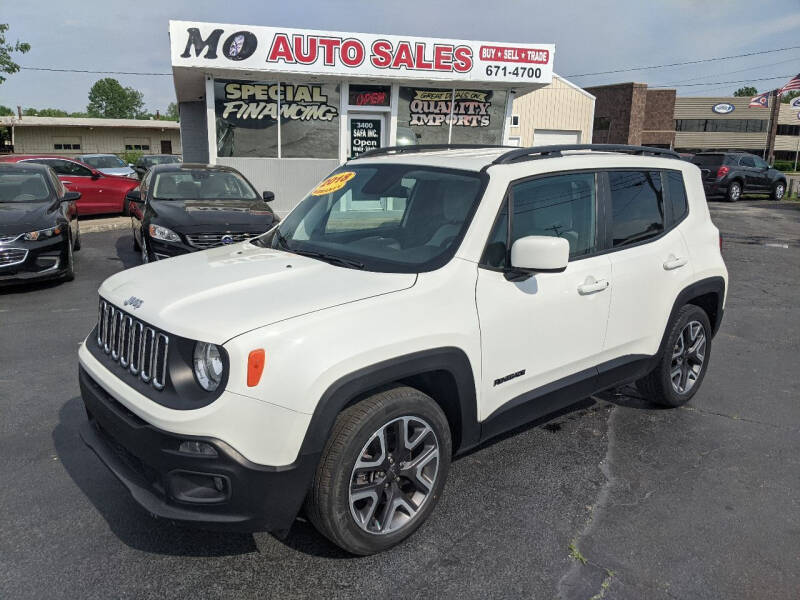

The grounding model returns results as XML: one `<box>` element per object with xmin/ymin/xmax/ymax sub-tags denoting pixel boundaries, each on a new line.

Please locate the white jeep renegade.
<box><xmin>78</xmin><ymin>144</ymin><xmax>728</xmax><ymax>555</ymax></box>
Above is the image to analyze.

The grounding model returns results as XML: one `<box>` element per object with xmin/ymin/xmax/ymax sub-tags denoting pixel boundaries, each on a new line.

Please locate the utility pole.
<box><xmin>765</xmin><ymin>89</ymin><xmax>780</xmax><ymax>164</ymax></box>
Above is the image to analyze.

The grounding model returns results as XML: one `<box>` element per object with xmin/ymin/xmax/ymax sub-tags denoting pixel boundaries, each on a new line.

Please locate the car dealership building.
<box><xmin>169</xmin><ymin>21</ymin><xmax>595</xmax><ymax>215</ymax></box>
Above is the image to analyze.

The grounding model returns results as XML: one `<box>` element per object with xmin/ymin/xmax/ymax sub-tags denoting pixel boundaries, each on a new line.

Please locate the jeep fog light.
<box><xmin>178</xmin><ymin>440</ymin><xmax>218</xmax><ymax>457</ymax></box>
<box><xmin>193</xmin><ymin>342</ymin><xmax>224</xmax><ymax>392</ymax></box>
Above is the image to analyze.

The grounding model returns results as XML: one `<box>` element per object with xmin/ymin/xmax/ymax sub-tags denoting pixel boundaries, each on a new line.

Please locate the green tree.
<box><xmin>0</xmin><ymin>23</ymin><xmax>30</xmax><ymax>85</ymax></box>
<box><xmin>165</xmin><ymin>102</ymin><xmax>179</xmax><ymax>121</ymax></box>
<box><xmin>86</xmin><ymin>78</ymin><xmax>145</xmax><ymax>119</ymax></box>
<box><xmin>22</xmin><ymin>107</ymin><xmax>69</xmax><ymax>117</ymax></box>
<box><xmin>0</xmin><ymin>104</ymin><xmax>13</xmax><ymax>116</ymax></box>
<box><xmin>781</xmin><ymin>90</ymin><xmax>800</xmax><ymax>104</ymax></box>
<box><xmin>733</xmin><ymin>86</ymin><xmax>758</xmax><ymax>97</ymax></box>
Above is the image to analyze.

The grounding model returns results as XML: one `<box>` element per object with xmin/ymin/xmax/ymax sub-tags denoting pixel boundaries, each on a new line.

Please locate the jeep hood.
<box><xmin>99</xmin><ymin>242</ymin><xmax>416</xmax><ymax>344</ymax></box>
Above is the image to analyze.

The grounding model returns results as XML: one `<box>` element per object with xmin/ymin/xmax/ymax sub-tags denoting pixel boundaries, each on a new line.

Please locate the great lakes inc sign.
<box><xmin>170</xmin><ymin>21</ymin><xmax>554</xmax><ymax>85</ymax></box>
<box><xmin>711</xmin><ymin>102</ymin><xmax>735</xmax><ymax>114</ymax></box>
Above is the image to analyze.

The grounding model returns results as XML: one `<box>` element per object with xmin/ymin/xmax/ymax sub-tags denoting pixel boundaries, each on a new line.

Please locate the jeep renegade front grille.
<box><xmin>96</xmin><ymin>299</ymin><xmax>169</xmax><ymax>390</ymax></box>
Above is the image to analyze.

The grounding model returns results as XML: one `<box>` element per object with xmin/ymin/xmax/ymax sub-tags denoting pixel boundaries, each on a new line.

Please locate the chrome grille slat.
<box><xmin>96</xmin><ymin>299</ymin><xmax>169</xmax><ymax>391</ymax></box>
<box><xmin>0</xmin><ymin>248</ymin><xmax>28</xmax><ymax>267</ymax></box>
<box><xmin>186</xmin><ymin>232</ymin><xmax>257</xmax><ymax>249</ymax></box>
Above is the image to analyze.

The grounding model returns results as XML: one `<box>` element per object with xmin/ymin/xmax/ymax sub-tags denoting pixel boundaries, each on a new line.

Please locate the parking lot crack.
<box><xmin>681</xmin><ymin>406</ymin><xmax>799</xmax><ymax>432</ymax></box>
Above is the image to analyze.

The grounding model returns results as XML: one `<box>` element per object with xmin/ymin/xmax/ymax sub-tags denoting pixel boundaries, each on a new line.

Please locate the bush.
<box><xmin>120</xmin><ymin>150</ymin><xmax>143</xmax><ymax>166</ymax></box>
<box><xmin>773</xmin><ymin>160</ymin><xmax>798</xmax><ymax>173</ymax></box>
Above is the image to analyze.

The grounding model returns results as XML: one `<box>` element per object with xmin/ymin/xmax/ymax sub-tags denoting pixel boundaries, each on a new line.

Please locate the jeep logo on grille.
<box><xmin>123</xmin><ymin>296</ymin><xmax>144</xmax><ymax>309</ymax></box>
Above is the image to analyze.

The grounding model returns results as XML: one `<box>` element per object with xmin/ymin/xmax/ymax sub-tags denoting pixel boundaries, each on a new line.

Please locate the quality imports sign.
<box><xmin>170</xmin><ymin>21</ymin><xmax>554</xmax><ymax>86</ymax></box>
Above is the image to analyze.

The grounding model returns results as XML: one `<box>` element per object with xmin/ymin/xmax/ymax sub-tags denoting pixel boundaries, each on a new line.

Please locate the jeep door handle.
<box><xmin>577</xmin><ymin>278</ymin><xmax>609</xmax><ymax>295</ymax></box>
<box><xmin>663</xmin><ymin>255</ymin><xmax>688</xmax><ymax>270</ymax></box>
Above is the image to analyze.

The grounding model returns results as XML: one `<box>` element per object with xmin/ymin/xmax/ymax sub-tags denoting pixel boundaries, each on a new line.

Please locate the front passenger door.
<box><xmin>475</xmin><ymin>172</ymin><xmax>612</xmax><ymax>422</ymax></box>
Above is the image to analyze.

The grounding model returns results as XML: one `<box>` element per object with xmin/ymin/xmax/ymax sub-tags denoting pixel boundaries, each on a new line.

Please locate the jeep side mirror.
<box><xmin>263</xmin><ymin>190</ymin><xmax>275</xmax><ymax>203</ymax></box>
<box><xmin>126</xmin><ymin>189</ymin><xmax>142</xmax><ymax>203</ymax></box>
<box><xmin>62</xmin><ymin>191</ymin><xmax>81</xmax><ymax>202</ymax></box>
<box><xmin>508</xmin><ymin>236</ymin><xmax>569</xmax><ymax>277</ymax></box>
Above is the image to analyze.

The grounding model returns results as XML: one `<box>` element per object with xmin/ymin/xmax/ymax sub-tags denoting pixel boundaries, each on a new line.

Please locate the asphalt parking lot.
<box><xmin>1</xmin><ymin>201</ymin><xmax>798</xmax><ymax>599</ymax></box>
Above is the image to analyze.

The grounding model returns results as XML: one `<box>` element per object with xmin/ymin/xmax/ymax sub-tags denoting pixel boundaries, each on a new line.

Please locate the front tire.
<box><xmin>62</xmin><ymin>233</ymin><xmax>75</xmax><ymax>282</ymax></box>
<box><xmin>306</xmin><ymin>386</ymin><xmax>451</xmax><ymax>555</ymax></box>
<box><xmin>772</xmin><ymin>181</ymin><xmax>786</xmax><ymax>200</ymax></box>
<box><xmin>636</xmin><ymin>304</ymin><xmax>712</xmax><ymax>407</ymax></box>
<box><xmin>140</xmin><ymin>230</ymin><xmax>149</xmax><ymax>264</ymax></box>
<box><xmin>726</xmin><ymin>181</ymin><xmax>741</xmax><ymax>202</ymax></box>
<box><xmin>72</xmin><ymin>221</ymin><xmax>81</xmax><ymax>251</ymax></box>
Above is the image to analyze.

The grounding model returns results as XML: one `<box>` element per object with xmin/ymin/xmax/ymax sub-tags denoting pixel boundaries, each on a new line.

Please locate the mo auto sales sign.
<box><xmin>169</xmin><ymin>21</ymin><xmax>555</xmax><ymax>86</ymax></box>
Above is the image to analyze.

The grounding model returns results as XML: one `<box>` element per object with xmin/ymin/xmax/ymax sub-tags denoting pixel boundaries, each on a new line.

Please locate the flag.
<box><xmin>779</xmin><ymin>73</ymin><xmax>800</xmax><ymax>95</ymax></box>
<box><xmin>749</xmin><ymin>91</ymin><xmax>770</xmax><ymax>108</ymax></box>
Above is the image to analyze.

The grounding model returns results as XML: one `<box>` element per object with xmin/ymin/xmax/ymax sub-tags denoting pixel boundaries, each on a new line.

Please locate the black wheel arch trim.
<box><xmin>662</xmin><ymin>276</ymin><xmax>725</xmax><ymax>343</ymax></box>
<box><xmin>297</xmin><ymin>347</ymin><xmax>480</xmax><ymax>458</ymax></box>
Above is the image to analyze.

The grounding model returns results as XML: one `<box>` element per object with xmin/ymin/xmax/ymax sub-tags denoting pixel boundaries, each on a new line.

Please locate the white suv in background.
<box><xmin>78</xmin><ymin>144</ymin><xmax>727</xmax><ymax>555</ymax></box>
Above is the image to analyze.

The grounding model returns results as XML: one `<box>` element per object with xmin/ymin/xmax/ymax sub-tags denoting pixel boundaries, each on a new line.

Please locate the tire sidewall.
<box><xmin>324</xmin><ymin>390</ymin><xmax>451</xmax><ymax>555</ymax></box>
<box><xmin>656</xmin><ymin>305</ymin><xmax>712</xmax><ymax>407</ymax></box>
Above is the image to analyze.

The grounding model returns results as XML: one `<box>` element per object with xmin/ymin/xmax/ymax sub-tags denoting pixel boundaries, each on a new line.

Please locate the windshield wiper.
<box><xmin>292</xmin><ymin>248</ymin><xmax>365</xmax><ymax>270</ymax></box>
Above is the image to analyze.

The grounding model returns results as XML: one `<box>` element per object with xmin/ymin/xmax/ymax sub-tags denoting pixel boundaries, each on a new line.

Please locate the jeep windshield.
<box><xmin>256</xmin><ymin>165</ymin><xmax>484</xmax><ymax>273</ymax></box>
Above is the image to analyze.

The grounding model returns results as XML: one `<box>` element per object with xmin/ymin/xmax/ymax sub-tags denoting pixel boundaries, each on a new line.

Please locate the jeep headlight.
<box><xmin>193</xmin><ymin>342</ymin><xmax>224</xmax><ymax>392</ymax></box>
<box><xmin>24</xmin><ymin>225</ymin><xmax>62</xmax><ymax>241</ymax></box>
<box><xmin>148</xmin><ymin>224</ymin><xmax>181</xmax><ymax>242</ymax></box>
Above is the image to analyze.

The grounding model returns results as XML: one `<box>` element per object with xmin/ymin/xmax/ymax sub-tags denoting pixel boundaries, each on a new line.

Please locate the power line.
<box><xmin>19</xmin><ymin>66</ymin><xmax>171</xmax><ymax>76</ymax></box>
<box><xmin>650</xmin><ymin>75</ymin><xmax>793</xmax><ymax>88</ymax></box>
<box><xmin>657</xmin><ymin>55</ymin><xmax>800</xmax><ymax>85</ymax></box>
<box><xmin>566</xmin><ymin>45</ymin><xmax>800</xmax><ymax>78</ymax></box>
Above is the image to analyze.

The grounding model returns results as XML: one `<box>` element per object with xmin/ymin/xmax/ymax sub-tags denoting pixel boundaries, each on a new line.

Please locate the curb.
<box><xmin>80</xmin><ymin>218</ymin><xmax>130</xmax><ymax>234</ymax></box>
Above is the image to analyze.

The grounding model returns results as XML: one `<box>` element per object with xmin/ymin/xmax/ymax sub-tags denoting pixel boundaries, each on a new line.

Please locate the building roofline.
<box><xmin>552</xmin><ymin>74</ymin><xmax>596</xmax><ymax>100</ymax></box>
<box><xmin>0</xmin><ymin>116</ymin><xmax>180</xmax><ymax>129</ymax></box>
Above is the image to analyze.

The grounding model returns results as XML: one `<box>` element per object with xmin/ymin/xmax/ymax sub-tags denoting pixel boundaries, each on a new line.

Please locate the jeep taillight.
<box><xmin>716</xmin><ymin>166</ymin><xmax>730</xmax><ymax>178</ymax></box>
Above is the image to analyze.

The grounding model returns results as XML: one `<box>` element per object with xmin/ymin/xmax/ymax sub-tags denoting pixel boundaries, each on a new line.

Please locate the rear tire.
<box><xmin>636</xmin><ymin>304</ymin><xmax>712</xmax><ymax>407</ymax></box>
<box><xmin>772</xmin><ymin>181</ymin><xmax>786</xmax><ymax>201</ymax></box>
<box><xmin>132</xmin><ymin>225</ymin><xmax>141</xmax><ymax>251</ymax></box>
<box><xmin>306</xmin><ymin>386</ymin><xmax>451</xmax><ymax>555</ymax></box>
<box><xmin>726</xmin><ymin>181</ymin><xmax>741</xmax><ymax>202</ymax></box>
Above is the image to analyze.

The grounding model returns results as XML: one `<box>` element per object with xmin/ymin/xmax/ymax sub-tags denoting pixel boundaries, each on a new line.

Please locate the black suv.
<box><xmin>690</xmin><ymin>152</ymin><xmax>787</xmax><ymax>202</ymax></box>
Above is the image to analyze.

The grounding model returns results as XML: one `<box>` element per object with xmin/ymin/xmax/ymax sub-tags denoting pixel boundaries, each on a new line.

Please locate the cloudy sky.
<box><xmin>2</xmin><ymin>0</ymin><xmax>799</xmax><ymax>113</ymax></box>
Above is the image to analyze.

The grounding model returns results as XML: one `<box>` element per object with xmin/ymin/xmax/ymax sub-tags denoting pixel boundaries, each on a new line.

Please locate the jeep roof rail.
<box><xmin>351</xmin><ymin>144</ymin><xmax>511</xmax><ymax>160</ymax></box>
<box><xmin>492</xmin><ymin>144</ymin><xmax>681</xmax><ymax>165</ymax></box>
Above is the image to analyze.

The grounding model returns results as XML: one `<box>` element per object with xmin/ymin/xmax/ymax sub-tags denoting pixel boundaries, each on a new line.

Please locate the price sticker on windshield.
<box><xmin>312</xmin><ymin>171</ymin><xmax>356</xmax><ymax>196</ymax></box>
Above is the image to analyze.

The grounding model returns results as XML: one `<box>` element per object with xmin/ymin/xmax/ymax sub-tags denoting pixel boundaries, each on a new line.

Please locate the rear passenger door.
<box><xmin>602</xmin><ymin>169</ymin><xmax>694</xmax><ymax>361</ymax></box>
<box><xmin>738</xmin><ymin>155</ymin><xmax>759</xmax><ymax>191</ymax></box>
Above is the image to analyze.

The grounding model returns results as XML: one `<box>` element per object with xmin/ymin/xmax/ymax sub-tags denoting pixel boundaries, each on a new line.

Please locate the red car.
<box><xmin>0</xmin><ymin>155</ymin><xmax>139</xmax><ymax>215</ymax></box>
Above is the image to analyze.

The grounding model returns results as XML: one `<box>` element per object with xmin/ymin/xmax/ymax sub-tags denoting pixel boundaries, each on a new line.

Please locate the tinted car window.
<box><xmin>609</xmin><ymin>171</ymin><xmax>664</xmax><ymax>248</ymax></box>
<box><xmin>690</xmin><ymin>154</ymin><xmax>725</xmax><ymax>168</ymax></box>
<box><xmin>36</xmin><ymin>159</ymin><xmax>92</xmax><ymax>177</ymax></box>
<box><xmin>0</xmin><ymin>171</ymin><xmax>51</xmax><ymax>202</ymax></box>
<box><xmin>483</xmin><ymin>172</ymin><xmax>597</xmax><ymax>268</ymax></box>
<box><xmin>666</xmin><ymin>171</ymin><xmax>688</xmax><ymax>224</ymax></box>
<box><xmin>739</xmin><ymin>156</ymin><xmax>755</xmax><ymax>167</ymax></box>
<box><xmin>754</xmin><ymin>156</ymin><xmax>769</xmax><ymax>169</ymax></box>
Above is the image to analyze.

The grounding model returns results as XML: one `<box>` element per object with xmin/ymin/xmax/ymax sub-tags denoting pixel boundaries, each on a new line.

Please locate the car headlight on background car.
<box><xmin>193</xmin><ymin>342</ymin><xmax>224</xmax><ymax>392</ymax></box>
<box><xmin>148</xmin><ymin>224</ymin><xmax>181</xmax><ymax>242</ymax></box>
<box><xmin>24</xmin><ymin>225</ymin><xmax>62</xmax><ymax>241</ymax></box>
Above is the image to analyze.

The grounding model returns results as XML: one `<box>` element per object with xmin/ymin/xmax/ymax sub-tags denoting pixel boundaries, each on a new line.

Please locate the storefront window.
<box><xmin>214</xmin><ymin>79</ymin><xmax>340</xmax><ymax>158</ymax></box>
<box><xmin>215</xmin><ymin>79</ymin><xmax>279</xmax><ymax>158</ymax></box>
<box><xmin>397</xmin><ymin>87</ymin><xmax>508</xmax><ymax>146</ymax></box>
<box><xmin>449</xmin><ymin>89</ymin><xmax>508</xmax><ymax>145</ymax></box>
<box><xmin>397</xmin><ymin>87</ymin><xmax>453</xmax><ymax>146</ymax></box>
<box><xmin>280</xmin><ymin>82</ymin><xmax>340</xmax><ymax>158</ymax></box>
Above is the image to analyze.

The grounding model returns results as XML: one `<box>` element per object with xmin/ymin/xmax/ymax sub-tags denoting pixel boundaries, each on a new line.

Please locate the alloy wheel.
<box><xmin>670</xmin><ymin>320</ymin><xmax>706</xmax><ymax>394</ymax></box>
<box><xmin>729</xmin><ymin>183</ymin><xmax>741</xmax><ymax>201</ymax></box>
<box><xmin>775</xmin><ymin>184</ymin><xmax>785</xmax><ymax>200</ymax></box>
<box><xmin>349</xmin><ymin>415</ymin><xmax>439</xmax><ymax>535</ymax></box>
